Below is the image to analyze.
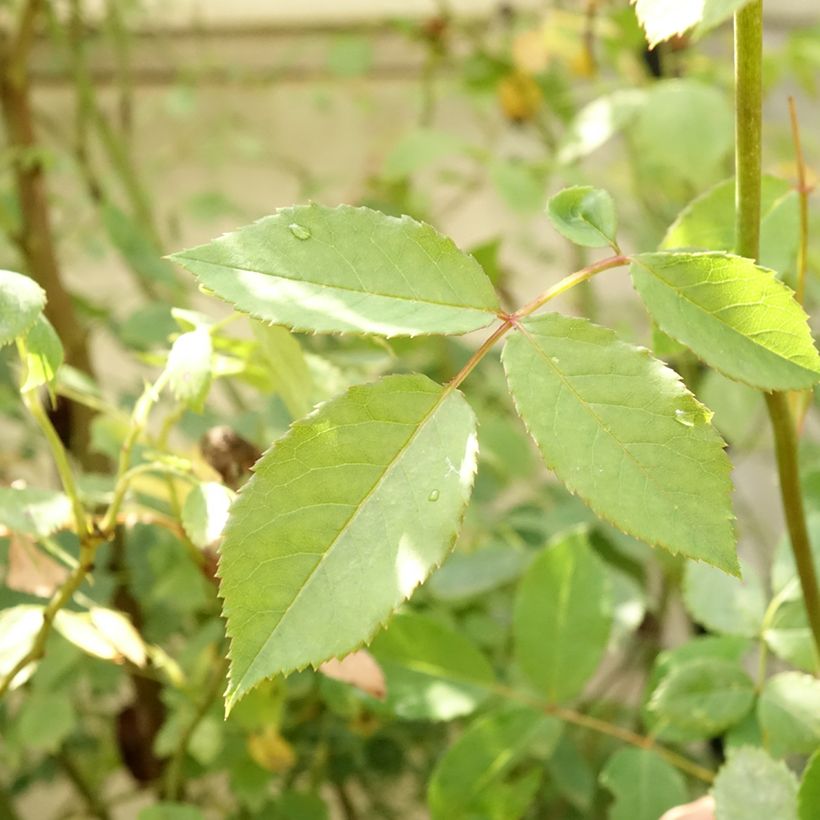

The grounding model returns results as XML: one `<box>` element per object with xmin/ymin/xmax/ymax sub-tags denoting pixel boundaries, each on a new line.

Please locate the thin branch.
<box><xmin>765</xmin><ymin>391</ymin><xmax>820</xmax><ymax>657</ymax></box>
<box><xmin>0</xmin><ymin>533</ymin><xmax>100</xmax><ymax>697</ymax></box>
<box><xmin>788</xmin><ymin>96</ymin><xmax>811</xmax><ymax>307</ymax></box>
<box><xmin>163</xmin><ymin>656</ymin><xmax>229</xmax><ymax>800</ymax></box>
<box><xmin>57</xmin><ymin>748</ymin><xmax>112</xmax><ymax>820</ymax></box>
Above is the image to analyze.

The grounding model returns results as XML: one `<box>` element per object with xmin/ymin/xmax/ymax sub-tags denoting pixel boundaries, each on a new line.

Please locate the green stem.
<box><xmin>734</xmin><ymin>0</ymin><xmax>763</xmax><ymax>259</ymax></box>
<box><xmin>788</xmin><ymin>97</ymin><xmax>809</xmax><ymax>306</ymax></box>
<box><xmin>57</xmin><ymin>748</ymin><xmax>112</xmax><ymax>820</ymax></box>
<box><xmin>765</xmin><ymin>391</ymin><xmax>820</xmax><ymax>658</ymax></box>
<box><xmin>99</xmin><ymin>368</ymin><xmax>172</xmax><ymax>534</ymax></box>
<box><xmin>15</xmin><ymin>338</ymin><xmax>88</xmax><ymax>536</ymax></box>
<box><xmin>20</xmin><ymin>385</ymin><xmax>88</xmax><ymax>537</ymax></box>
<box><xmin>0</xmin><ymin>533</ymin><xmax>99</xmax><ymax>698</ymax></box>
<box><xmin>163</xmin><ymin>656</ymin><xmax>228</xmax><ymax>800</ymax></box>
<box><xmin>734</xmin><ymin>1</ymin><xmax>820</xmax><ymax>661</ymax></box>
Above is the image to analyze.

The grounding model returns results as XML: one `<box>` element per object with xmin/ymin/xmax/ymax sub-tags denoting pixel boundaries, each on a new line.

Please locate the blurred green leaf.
<box><xmin>252</xmin><ymin>324</ymin><xmax>313</xmax><ymax>419</ymax></box>
<box><xmin>490</xmin><ymin>160</ymin><xmax>545</xmax><ymax>213</ymax></box>
<box><xmin>662</xmin><ymin>176</ymin><xmax>799</xmax><ymax>276</ymax></box>
<box><xmin>557</xmin><ymin>89</ymin><xmax>647</xmax><ymax>165</ymax></box>
<box><xmin>0</xmin><ymin>487</ymin><xmax>71</xmax><ymax>537</ymax></box>
<box><xmin>764</xmin><ymin>601</ymin><xmax>819</xmax><ymax>674</ymax></box>
<box><xmin>798</xmin><ymin>750</ymin><xmax>820</xmax><ymax>820</ymax></box>
<box><xmin>713</xmin><ymin>747</ymin><xmax>798</xmax><ymax>820</ymax></box>
<box><xmin>138</xmin><ymin>805</ymin><xmax>205</xmax><ymax>820</ymax></box>
<box><xmin>0</xmin><ymin>605</ymin><xmax>43</xmax><ymax>689</ymax></box>
<box><xmin>599</xmin><ymin>748</ymin><xmax>687</xmax><ymax>820</ymax></box>
<box><xmin>629</xmin><ymin>80</ymin><xmax>732</xmax><ymax>188</ymax></box>
<box><xmin>370</xmin><ymin>612</ymin><xmax>494</xmax><ymax>721</ymax></box>
<box><xmin>514</xmin><ymin>528</ymin><xmax>611</xmax><ymax>701</ymax></box>
<box><xmin>649</xmin><ymin>658</ymin><xmax>755</xmax><ymax>736</ymax></box>
<box><xmin>427</xmin><ymin>544</ymin><xmax>528</xmax><ymax>603</ymax></box>
<box><xmin>383</xmin><ymin>129</ymin><xmax>466</xmax><ymax>180</ymax></box>
<box><xmin>0</xmin><ymin>269</ymin><xmax>44</xmax><ymax>347</ymax></box>
<box><xmin>683</xmin><ymin>561</ymin><xmax>766</xmax><ymax>637</ymax></box>
<box><xmin>20</xmin><ymin>315</ymin><xmax>63</xmax><ymax>392</ymax></box>
<box><xmin>102</xmin><ymin>203</ymin><xmax>177</xmax><ymax>288</ymax></box>
<box><xmin>17</xmin><ymin>690</ymin><xmax>76</xmax><ymax>752</ymax></box>
<box><xmin>427</xmin><ymin>706</ymin><xmax>561</xmax><ymax>820</ymax></box>
<box><xmin>758</xmin><ymin>672</ymin><xmax>820</xmax><ymax>757</ymax></box>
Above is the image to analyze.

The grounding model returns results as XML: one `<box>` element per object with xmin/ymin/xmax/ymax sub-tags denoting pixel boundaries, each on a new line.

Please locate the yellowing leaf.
<box><xmin>6</xmin><ymin>534</ymin><xmax>68</xmax><ymax>598</ymax></box>
<box><xmin>247</xmin><ymin>727</ymin><xmax>297</xmax><ymax>773</ymax></box>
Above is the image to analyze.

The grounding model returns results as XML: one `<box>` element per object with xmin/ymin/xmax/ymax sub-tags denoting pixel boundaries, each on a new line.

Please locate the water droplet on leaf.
<box><xmin>288</xmin><ymin>223</ymin><xmax>311</xmax><ymax>240</ymax></box>
<box><xmin>428</xmin><ymin>489</ymin><xmax>440</xmax><ymax>502</ymax></box>
<box><xmin>674</xmin><ymin>408</ymin><xmax>696</xmax><ymax>427</ymax></box>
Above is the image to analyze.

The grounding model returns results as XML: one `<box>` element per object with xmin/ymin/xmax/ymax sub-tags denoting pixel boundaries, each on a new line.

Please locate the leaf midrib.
<box><xmin>177</xmin><ymin>254</ymin><xmax>498</xmax><ymax>315</ymax></box>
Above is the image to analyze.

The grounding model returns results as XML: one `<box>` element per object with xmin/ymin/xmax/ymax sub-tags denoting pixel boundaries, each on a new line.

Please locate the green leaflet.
<box><xmin>683</xmin><ymin>561</ymin><xmax>766</xmax><ymax>638</ymax></box>
<box><xmin>661</xmin><ymin>176</ymin><xmax>799</xmax><ymax>276</ymax></box>
<box><xmin>502</xmin><ymin>313</ymin><xmax>736</xmax><ymax>572</ymax></box>
<box><xmin>631</xmin><ymin>252</ymin><xmax>820</xmax><ymax>390</ymax></box>
<box><xmin>20</xmin><ymin>315</ymin><xmax>63</xmax><ymax>393</ymax></box>
<box><xmin>599</xmin><ymin>748</ymin><xmax>687</xmax><ymax>820</ymax></box>
<box><xmin>713</xmin><ymin>747</ymin><xmax>798</xmax><ymax>820</ymax></box>
<box><xmin>0</xmin><ymin>605</ymin><xmax>44</xmax><ymax>689</ymax></box>
<box><xmin>427</xmin><ymin>706</ymin><xmax>561</xmax><ymax>820</ymax></box>
<box><xmin>648</xmin><ymin>658</ymin><xmax>755</xmax><ymax>736</ymax></box>
<box><xmin>643</xmin><ymin>636</ymin><xmax>752</xmax><ymax>744</ymax></box>
<box><xmin>170</xmin><ymin>204</ymin><xmax>500</xmax><ymax>337</ymax></box>
<box><xmin>219</xmin><ymin>374</ymin><xmax>478</xmax><ymax>711</ymax></box>
<box><xmin>251</xmin><ymin>323</ymin><xmax>313</xmax><ymax>419</ymax></box>
<box><xmin>758</xmin><ymin>672</ymin><xmax>820</xmax><ymax>757</ymax></box>
<box><xmin>546</xmin><ymin>186</ymin><xmax>618</xmax><ymax>249</ymax></box>
<box><xmin>370</xmin><ymin>612</ymin><xmax>495</xmax><ymax>721</ymax></box>
<box><xmin>0</xmin><ymin>269</ymin><xmax>45</xmax><ymax>347</ymax></box>
<box><xmin>799</xmin><ymin>751</ymin><xmax>820</xmax><ymax>820</ymax></box>
<box><xmin>15</xmin><ymin>690</ymin><xmax>77</xmax><ymax>753</ymax></box>
<box><xmin>513</xmin><ymin>529</ymin><xmax>611</xmax><ymax>702</ymax></box>
<box><xmin>764</xmin><ymin>602</ymin><xmax>819</xmax><ymax>674</ymax></box>
<box><xmin>383</xmin><ymin>128</ymin><xmax>466</xmax><ymax>180</ymax></box>
<box><xmin>0</xmin><ymin>486</ymin><xmax>72</xmax><ymax>537</ymax></box>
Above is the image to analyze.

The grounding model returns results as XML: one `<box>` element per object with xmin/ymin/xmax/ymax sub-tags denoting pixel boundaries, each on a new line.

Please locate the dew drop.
<box><xmin>288</xmin><ymin>223</ymin><xmax>311</xmax><ymax>240</ymax></box>
<box><xmin>550</xmin><ymin>357</ymin><xmax>560</xmax><ymax>364</ymax></box>
<box><xmin>428</xmin><ymin>489</ymin><xmax>440</xmax><ymax>502</ymax></box>
<box><xmin>674</xmin><ymin>408</ymin><xmax>695</xmax><ymax>427</ymax></box>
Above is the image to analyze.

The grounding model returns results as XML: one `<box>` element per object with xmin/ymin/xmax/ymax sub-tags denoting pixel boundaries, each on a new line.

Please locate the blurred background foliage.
<box><xmin>1</xmin><ymin>1</ymin><xmax>819</xmax><ymax>817</ymax></box>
